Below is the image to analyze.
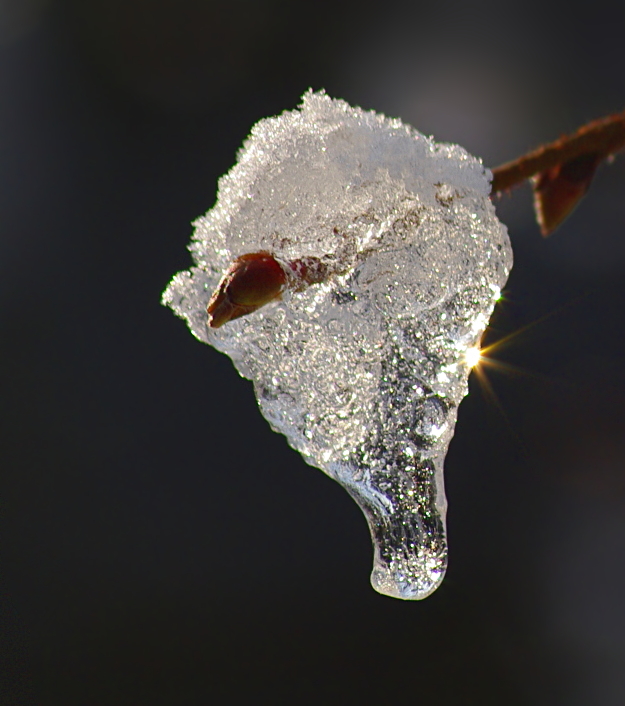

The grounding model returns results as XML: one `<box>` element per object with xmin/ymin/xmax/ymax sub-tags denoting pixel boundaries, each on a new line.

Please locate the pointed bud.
<box><xmin>208</xmin><ymin>251</ymin><xmax>334</xmax><ymax>327</ymax></box>
<box><xmin>532</xmin><ymin>152</ymin><xmax>601</xmax><ymax>236</ymax></box>
<box><xmin>207</xmin><ymin>252</ymin><xmax>287</xmax><ymax>328</ymax></box>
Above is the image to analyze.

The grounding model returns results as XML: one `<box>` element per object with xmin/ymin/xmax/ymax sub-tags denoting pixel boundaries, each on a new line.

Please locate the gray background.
<box><xmin>2</xmin><ymin>1</ymin><xmax>625</xmax><ymax>704</ymax></box>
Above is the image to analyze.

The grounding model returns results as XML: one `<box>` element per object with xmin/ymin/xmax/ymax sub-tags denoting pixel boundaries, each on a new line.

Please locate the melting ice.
<box><xmin>163</xmin><ymin>90</ymin><xmax>513</xmax><ymax>599</ymax></box>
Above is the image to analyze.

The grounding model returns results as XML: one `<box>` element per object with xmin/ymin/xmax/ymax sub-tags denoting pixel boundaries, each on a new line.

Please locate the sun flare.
<box><xmin>464</xmin><ymin>346</ymin><xmax>482</xmax><ymax>368</ymax></box>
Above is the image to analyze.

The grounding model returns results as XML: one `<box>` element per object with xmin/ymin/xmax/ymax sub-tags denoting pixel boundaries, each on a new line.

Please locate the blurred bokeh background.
<box><xmin>2</xmin><ymin>1</ymin><xmax>625</xmax><ymax>704</ymax></box>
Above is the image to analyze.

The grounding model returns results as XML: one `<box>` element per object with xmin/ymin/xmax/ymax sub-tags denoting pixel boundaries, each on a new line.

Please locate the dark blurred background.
<box><xmin>2</xmin><ymin>1</ymin><xmax>625</xmax><ymax>704</ymax></box>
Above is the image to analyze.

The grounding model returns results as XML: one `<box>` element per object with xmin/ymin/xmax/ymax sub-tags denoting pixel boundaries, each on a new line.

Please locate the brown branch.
<box><xmin>210</xmin><ymin>111</ymin><xmax>625</xmax><ymax>325</ymax></box>
<box><xmin>491</xmin><ymin>110</ymin><xmax>625</xmax><ymax>194</ymax></box>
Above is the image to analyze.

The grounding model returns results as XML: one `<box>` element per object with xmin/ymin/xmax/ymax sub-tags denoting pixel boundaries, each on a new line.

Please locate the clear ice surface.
<box><xmin>163</xmin><ymin>91</ymin><xmax>513</xmax><ymax>599</ymax></box>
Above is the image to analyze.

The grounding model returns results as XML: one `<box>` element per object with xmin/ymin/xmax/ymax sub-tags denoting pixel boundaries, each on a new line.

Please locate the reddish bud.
<box><xmin>207</xmin><ymin>252</ymin><xmax>287</xmax><ymax>328</ymax></box>
<box><xmin>532</xmin><ymin>152</ymin><xmax>601</xmax><ymax>236</ymax></box>
<box><xmin>207</xmin><ymin>250</ymin><xmax>334</xmax><ymax>328</ymax></box>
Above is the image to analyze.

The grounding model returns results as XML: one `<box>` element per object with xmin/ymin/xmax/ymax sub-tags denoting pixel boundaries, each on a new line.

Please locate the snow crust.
<box><xmin>163</xmin><ymin>90</ymin><xmax>512</xmax><ymax>599</ymax></box>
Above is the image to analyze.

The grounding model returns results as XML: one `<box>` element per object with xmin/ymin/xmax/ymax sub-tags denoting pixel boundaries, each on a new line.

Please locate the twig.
<box><xmin>491</xmin><ymin>110</ymin><xmax>625</xmax><ymax>194</ymax></box>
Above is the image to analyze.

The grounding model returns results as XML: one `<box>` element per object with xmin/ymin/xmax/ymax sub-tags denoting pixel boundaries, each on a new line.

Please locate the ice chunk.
<box><xmin>163</xmin><ymin>90</ymin><xmax>513</xmax><ymax>599</ymax></box>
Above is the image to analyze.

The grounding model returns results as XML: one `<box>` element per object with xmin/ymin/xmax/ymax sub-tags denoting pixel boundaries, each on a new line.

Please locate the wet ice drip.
<box><xmin>163</xmin><ymin>91</ymin><xmax>512</xmax><ymax>599</ymax></box>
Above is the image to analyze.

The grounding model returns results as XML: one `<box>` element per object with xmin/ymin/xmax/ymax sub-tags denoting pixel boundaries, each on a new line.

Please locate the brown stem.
<box><xmin>490</xmin><ymin>109</ymin><xmax>625</xmax><ymax>194</ymax></box>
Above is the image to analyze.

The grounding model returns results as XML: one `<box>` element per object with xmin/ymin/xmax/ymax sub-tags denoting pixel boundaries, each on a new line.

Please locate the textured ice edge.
<box><xmin>163</xmin><ymin>90</ymin><xmax>513</xmax><ymax>599</ymax></box>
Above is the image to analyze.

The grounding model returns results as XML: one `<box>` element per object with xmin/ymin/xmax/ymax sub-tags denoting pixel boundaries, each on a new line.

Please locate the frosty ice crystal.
<box><xmin>163</xmin><ymin>90</ymin><xmax>513</xmax><ymax>599</ymax></box>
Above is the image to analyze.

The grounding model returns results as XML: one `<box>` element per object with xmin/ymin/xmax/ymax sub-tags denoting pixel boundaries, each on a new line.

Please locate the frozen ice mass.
<box><xmin>163</xmin><ymin>90</ymin><xmax>513</xmax><ymax>599</ymax></box>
